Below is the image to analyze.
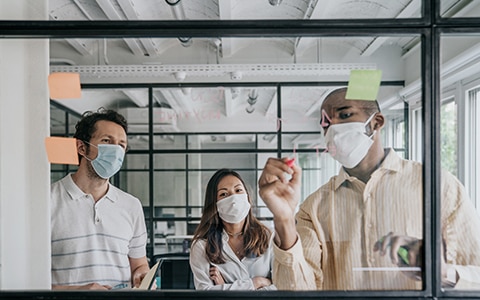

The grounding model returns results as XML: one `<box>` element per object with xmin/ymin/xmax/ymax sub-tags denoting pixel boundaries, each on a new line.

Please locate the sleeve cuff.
<box><xmin>273</xmin><ymin>234</ymin><xmax>305</xmax><ymax>267</ymax></box>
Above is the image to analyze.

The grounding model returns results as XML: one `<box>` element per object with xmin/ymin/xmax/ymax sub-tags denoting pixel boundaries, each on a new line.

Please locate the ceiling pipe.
<box><xmin>268</xmin><ymin>0</ymin><xmax>282</xmax><ymax>6</ymax></box>
<box><xmin>165</xmin><ymin>0</ymin><xmax>186</xmax><ymax>19</ymax></box>
<box><xmin>247</xmin><ymin>89</ymin><xmax>258</xmax><ymax>105</ymax></box>
<box><xmin>166</xmin><ymin>0</ymin><xmax>192</xmax><ymax>47</ymax></box>
<box><xmin>246</xmin><ymin>89</ymin><xmax>258</xmax><ymax>114</ymax></box>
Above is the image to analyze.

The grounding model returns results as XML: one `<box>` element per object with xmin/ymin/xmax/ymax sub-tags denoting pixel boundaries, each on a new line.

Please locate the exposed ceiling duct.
<box><xmin>50</xmin><ymin>63</ymin><xmax>377</xmax><ymax>81</ymax></box>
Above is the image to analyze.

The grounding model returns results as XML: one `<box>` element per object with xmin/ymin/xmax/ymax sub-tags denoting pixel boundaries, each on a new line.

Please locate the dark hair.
<box><xmin>191</xmin><ymin>169</ymin><xmax>271</xmax><ymax>264</ymax></box>
<box><xmin>73</xmin><ymin>107</ymin><xmax>128</xmax><ymax>161</ymax></box>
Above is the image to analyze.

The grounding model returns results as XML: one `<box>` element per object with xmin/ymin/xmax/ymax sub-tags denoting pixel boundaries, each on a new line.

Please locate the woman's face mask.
<box><xmin>216</xmin><ymin>193</ymin><xmax>251</xmax><ymax>224</ymax></box>
<box><xmin>83</xmin><ymin>142</ymin><xmax>125</xmax><ymax>179</ymax></box>
<box><xmin>324</xmin><ymin>113</ymin><xmax>376</xmax><ymax>169</ymax></box>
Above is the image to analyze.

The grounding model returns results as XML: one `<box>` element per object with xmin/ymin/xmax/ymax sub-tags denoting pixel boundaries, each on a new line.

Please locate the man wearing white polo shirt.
<box><xmin>51</xmin><ymin>108</ymin><xmax>150</xmax><ymax>290</ymax></box>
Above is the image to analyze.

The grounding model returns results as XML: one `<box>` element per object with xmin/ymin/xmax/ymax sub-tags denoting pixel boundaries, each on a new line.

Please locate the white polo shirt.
<box><xmin>51</xmin><ymin>174</ymin><xmax>147</xmax><ymax>288</ymax></box>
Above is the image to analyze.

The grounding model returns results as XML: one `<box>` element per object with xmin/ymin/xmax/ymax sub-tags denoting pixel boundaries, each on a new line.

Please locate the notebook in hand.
<box><xmin>137</xmin><ymin>261</ymin><xmax>160</xmax><ymax>290</ymax></box>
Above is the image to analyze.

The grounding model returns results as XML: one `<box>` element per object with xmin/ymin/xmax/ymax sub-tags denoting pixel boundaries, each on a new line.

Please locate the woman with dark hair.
<box><xmin>189</xmin><ymin>169</ymin><xmax>276</xmax><ymax>290</ymax></box>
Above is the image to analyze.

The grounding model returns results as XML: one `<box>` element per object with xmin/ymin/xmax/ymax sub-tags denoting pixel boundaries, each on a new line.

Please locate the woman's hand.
<box><xmin>252</xmin><ymin>276</ymin><xmax>272</xmax><ymax>289</ymax></box>
<box><xmin>209</xmin><ymin>265</ymin><xmax>225</xmax><ymax>285</ymax></box>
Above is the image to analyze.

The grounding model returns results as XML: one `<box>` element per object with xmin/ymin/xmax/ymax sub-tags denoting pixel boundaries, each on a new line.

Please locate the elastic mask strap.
<box><xmin>364</xmin><ymin>113</ymin><xmax>377</xmax><ymax>137</ymax></box>
<box><xmin>81</xmin><ymin>140</ymin><xmax>98</xmax><ymax>161</ymax></box>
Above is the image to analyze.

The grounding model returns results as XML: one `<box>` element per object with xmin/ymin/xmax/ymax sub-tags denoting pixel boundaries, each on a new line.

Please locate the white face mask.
<box><xmin>216</xmin><ymin>193</ymin><xmax>251</xmax><ymax>224</ymax></box>
<box><xmin>324</xmin><ymin>113</ymin><xmax>376</xmax><ymax>169</ymax></box>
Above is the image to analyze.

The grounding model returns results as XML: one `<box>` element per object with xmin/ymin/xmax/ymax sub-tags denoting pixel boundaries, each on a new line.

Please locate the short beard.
<box><xmin>85</xmin><ymin>160</ymin><xmax>103</xmax><ymax>180</ymax></box>
<box><xmin>84</xmin><ymin>148</ymin><xmax>103</xmax><ymax>180</ymax></box>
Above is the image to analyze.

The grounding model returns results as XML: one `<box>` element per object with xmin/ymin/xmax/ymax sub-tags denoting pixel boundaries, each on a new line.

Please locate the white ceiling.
<box><xmin>47</xmin><ymin>0</ymin><xmax>478</xmax><ymax>139</ymax></box>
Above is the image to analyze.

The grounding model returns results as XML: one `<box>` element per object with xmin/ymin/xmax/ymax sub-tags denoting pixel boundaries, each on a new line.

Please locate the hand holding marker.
<box><xmin>286</xmin><ymin>158</ymin><xmax>295</xmax><ymax>167</ymax></box>
<box><xmin>377</xmin><ymin>237</ymin><xmax>410</xmax><ymax>265</ymax></box>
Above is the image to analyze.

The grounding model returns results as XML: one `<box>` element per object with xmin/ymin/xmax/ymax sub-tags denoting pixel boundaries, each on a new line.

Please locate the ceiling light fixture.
<box><xmin>230</xmin><ymin>87</ymin><xmax>240</xmax><ymax>99</ymax></box>
<box><xmin>178</xmin><ymin>37</ymin><xmax>192</xmax><ymax>47</ymax></box>
<box><xmin>246</xmin><ymin>89</ymin><xmax>258</xmax><ymax>114</ymax></box>
<box><xmin>268</xmin><ymin>0</ymin><xmax>282</xmax><ymax>6</ymax></box>
<box><xmin>173</xmin><ymin>71</ymin><xmax>186</xmax><ymax>81</ymax></box>
<box><xmin>165</xmin><ymin>0</ymin><xmax>186</xmax><ymax>19</ymax></box>
<box><xmin>230</xmin><ymin>71</ymin><xmax>243</xmax><ymax>80</ymax></box>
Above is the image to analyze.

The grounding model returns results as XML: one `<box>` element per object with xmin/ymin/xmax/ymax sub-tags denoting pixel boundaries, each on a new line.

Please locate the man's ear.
<box><xmin>76</xmin><ymin>139</ymin><xmax>86</xmax><ymax>157</ymax></box>
<box><xmin>373</xmin><ymin>113</ymin><xmax>385</xmax><ymax>130</ymax></box>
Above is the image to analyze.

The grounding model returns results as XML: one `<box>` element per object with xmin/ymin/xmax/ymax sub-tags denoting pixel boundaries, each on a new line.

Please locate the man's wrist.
<box><xmin>273</xmin><ymin>216</ymin><xmax>297</xmax><ymax>250</ymax></box>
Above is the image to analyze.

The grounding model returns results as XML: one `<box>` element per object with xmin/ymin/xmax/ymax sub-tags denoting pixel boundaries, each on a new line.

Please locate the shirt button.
<box><xmin>367</xmin><ymin>223</ymin><xmax>373</xmax><ymax>228</ymax></box>
<box><xmin>96</xmin><ymin>218</ymin><xmax>100</xmax><ymax>222</ymax></box>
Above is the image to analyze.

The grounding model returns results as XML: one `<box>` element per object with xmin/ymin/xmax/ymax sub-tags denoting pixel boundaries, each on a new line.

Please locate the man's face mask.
<box><xmin>82</xmin><ymin>142</ymin><xmax>125</xmax><ymax>179</ymax></box>
<box><xmin>323</xmin><ymin>111</ymin><xmax>377</xmax><ymax>169</ymax></box>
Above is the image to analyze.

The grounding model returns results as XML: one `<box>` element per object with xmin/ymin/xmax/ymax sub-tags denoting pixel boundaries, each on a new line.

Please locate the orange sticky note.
<box><xmin>48</xmin><ymin>72</ymin><xmax>81</xmax><ymax>99</ymax></box>
<box><xmin>45</xmin><ymin>137</ymin><xmax>79</xmax><ymax>165</ymax></box>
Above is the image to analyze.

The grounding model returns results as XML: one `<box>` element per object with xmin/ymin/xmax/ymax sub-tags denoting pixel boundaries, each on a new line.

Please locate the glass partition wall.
<box><xmin>51</xmin><ymin>81</ymin><xmax>409</xmax><ymax>258</ymax></box>
<box><xmin>1</xmin><ymin>0</ymin><xmax>471</xmax><ymax>297</ymax></box>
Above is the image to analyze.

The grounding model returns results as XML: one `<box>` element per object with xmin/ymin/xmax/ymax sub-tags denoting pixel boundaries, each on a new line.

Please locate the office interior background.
<box><xmin>1</xmin><ymin>0</ymin><xmax>480</xmax><ymax>299</ymax></box>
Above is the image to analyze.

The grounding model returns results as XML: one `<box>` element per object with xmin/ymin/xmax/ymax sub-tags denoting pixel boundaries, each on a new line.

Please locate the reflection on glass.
<box><xmin>147</xmin><ymin>220</ymin><xmax>192</xmax><ymax>255</ymax></box>
<box><xmin>189</xmin><ymin>134</ymin><xmax>258</xmax><ymax>150</ymax></box>
<box><xmin>269</xmin><ymin>88</ymin><xmax>425</xmax><ymax>290</ymax></box>
<box><xmin>46</xmin><ymin>0</ymin><xmax>422</xmax><ymax>21</ymax></box>
<box><xmin>43</xmin><ymin>27</ymin><xmax>451</xmax><ymax>292</ymax></box>
<box><xmin>127</xmin><ymin>134</ymin><xmax>149</xmax><ymax>151</ymax></box>
<box><xmin>440</xmin><ymin>100</ymin><xmax>457</xmax><ymax>176</ymax></box>
<box><xmin>281</xmin><ymin>133</ymin><xmax>324</xmax><ymax>150</ymax></box>
<box><xmin>188</xmin><ymin>153</ymin><xmax>257</xmax><ymax>169</ymax></box>
<box><xmin>150</xmin><ymin>87</ymin><xmax>278</xmax><ymax>133</ymax></box>
<box><xmin>50</xmin><ymin>102</ymin><xmax>81</xmax><ymax>135</ymax></box>
<box><xmin>154</xmin><ymin>171</ymin><xmax>186</xmax><ymax>206</ymax></box>
<box><xmin>154</xmin><ymin>154</ymin><xmax>186</xmax><ymax>169</ymax></box>
<box><xmin>440</xmin><ymin>0</ymin><xmax>480</xmax><ymax>18</ymax></box>
<box><xmin>438</xmin><ymin>35</ymin><xmax>480</xmax><ymax>290</ymax></box>
<box><xmin>119</xmin><ymin>170</ymin><xmax>149</xmax><ymax>206</ymax></box>
<box><xmin>153</xmin><ymin>134</ymin><xmax>186</xmax><ymax>150</ymax></box>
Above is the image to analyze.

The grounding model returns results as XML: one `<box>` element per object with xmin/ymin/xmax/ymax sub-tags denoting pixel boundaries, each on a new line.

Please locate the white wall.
<box><xmin>0</xmin><ymin>1</ymin><xmax>50</xmax><ymax>289</ymax></box>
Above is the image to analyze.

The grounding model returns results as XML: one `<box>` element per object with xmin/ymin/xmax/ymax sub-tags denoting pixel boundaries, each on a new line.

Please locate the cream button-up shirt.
<box><xmin>273</xmin><ymin>149</ymin><xmax>480</xmax><ymax>290</ymax></box>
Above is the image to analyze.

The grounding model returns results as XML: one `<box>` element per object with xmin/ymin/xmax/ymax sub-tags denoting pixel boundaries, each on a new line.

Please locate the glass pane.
<box><xmin>50</xmin><ymin>102</ymin><xmax>81</xmax><ymax>135</ymax></box>
<box><xmin>46</xmin><ymin>0</ymin><xmax>422</xmax><ymax>21</ymax></box>
<box><xmin>440</xmin><ymin>99</ymin><xmax>457</xmax><ymax>176</ymax></box>
<box><xmin>258</xmin><ymin>134</ymin><xmax>278</xmax><ymax>149</ymax></box>
<box><xmin>440</xmin><ymin>34</ymin><xmax>480</xmax><ymax>291</ymax></box>
<box><xmin>118</xmin><ymin>170</ymin><xmax>149</xmax><ymax>206</ymax></box>
<box><xmin>149</xmin><ymin>220</ymin><xmax>191</xmax><ymax>254</ymax></box>
<box><xmin>188</xmin><ymin>134</ymin><xmax>257</xmax><ymax>150</ymax></box>
<box><xmin>281</xmin><ymin>133</ymin><xmax>324</xmax><ymax>151</ymax></box>
<box><xmin>149</xmin><ymin>87</ymin><xmax>278</xmax><ymax>133</ymax></box>
<box><xmin>441</xmin><ymin>0</ymin><xmax>480</xmax><ymax>18</ymax></box>
<box><xmin>154</xmin><ymin>134</ymin><xmax>186</xmax><ymax>150</ymax></box>
<box><xmin>123</xmin><ymin>153</ymin><xmax>149</xmax><ymax>170</ymax></box>
<box><xmin>188</xmin><ymin>153</ymin><xmax>257</xmax><ymax>169</ymax></box>
<box><xmin>154</xmin><ymin>154</ymin><xmax>186</xmax><ymax>169</ymax></box>
<box><xmin>154</xmin><ymin>171</ymin><xmax>186</xmax><ymax>206</ymax></box>
<box><xmin>47</xmin><ymin>30</ymin><xmax>431</xmax><ymax>292</ymax></box>
<box><xmin>127</xmin><ymin>133</ymin><xmax>149</xmax><ymax>151</ymax></box>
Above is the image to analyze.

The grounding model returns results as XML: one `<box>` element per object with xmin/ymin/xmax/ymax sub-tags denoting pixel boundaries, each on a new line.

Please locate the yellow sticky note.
<box><xmin>48</xmin><ymin>72</ymin><xmax>81</xmax><ymax>100</ymax></box>
<box><xmin>345</xmin><ymin>70</ymin><xmax>382</xmax><ymax>101</ymax></box>
<box><xmin>44</xmin><ymin>137</ymin><xmax>79</xmax><ymax>165</ymax></box>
